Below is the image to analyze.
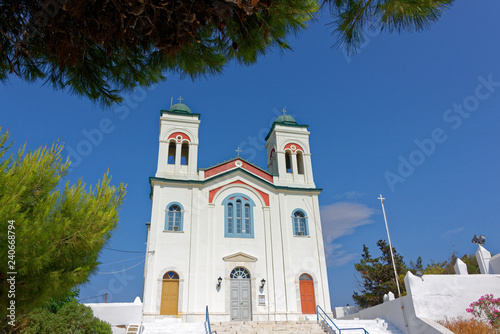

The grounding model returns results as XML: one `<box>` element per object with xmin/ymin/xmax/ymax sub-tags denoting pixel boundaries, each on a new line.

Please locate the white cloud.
<box><xmin>333</xmin><ymin>191</ymin><xmax>364</xmax><ymax>201</ymax></box>
<box><xmin>321</xmin><ymin>202</ymin><xmax>375</xmax><ymax>243</ymax></box>
<box><xmin>320</xmin><ymin>201</ymin><xmax>375</xmax><ymax>268</ymax></box>
<box><xmin>324</xmin><ymin>243</ymin><xmax>358</xmax><ymax>267</ymax></box>
<box><xmin>443</xmin><ymin>226</ymin><xmax>465</xmax><ymax>237</ymax></box>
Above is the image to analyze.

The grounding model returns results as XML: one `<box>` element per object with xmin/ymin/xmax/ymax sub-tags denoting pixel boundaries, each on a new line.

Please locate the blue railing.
<box><xmin>205</xmin><ymin>305</ymin><xmax>217</xmax><ymax>334</ymax></box>
<box><xmin>316</xmin><ymin>305</ymin><xmax>369</xmax><ymax>334</ymax></box>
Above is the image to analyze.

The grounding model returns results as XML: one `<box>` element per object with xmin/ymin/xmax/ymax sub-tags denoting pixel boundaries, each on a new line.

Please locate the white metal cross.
<box><xmin>177</xmin><ymin>96</ymin><xmax>183</xmax><ymax>103</ymax></box>
<box><xmin>236</xmin><ymin>147</ymin><xmax>242</xmax><ymax>156</ymax></box>
<box><xmin>281</xmin><ymin>108</ymin><xmax>287</xmax><ymax>116</ymax></box>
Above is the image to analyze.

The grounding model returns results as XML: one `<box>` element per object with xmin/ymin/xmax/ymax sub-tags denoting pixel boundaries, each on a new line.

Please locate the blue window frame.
<box><xmin>292</xmin><ymin>209</ymin><xmax>309</xmax><ymax>236</ymax></box>
<box><xmin>223</xmin><ymin>193</ymin><xmax>255</xmax><ymax>238</ymax></box>
<box><xmin>165</xmin><ymin>202</ymin><xmax>184</xmax><ymax>231</ymax></box>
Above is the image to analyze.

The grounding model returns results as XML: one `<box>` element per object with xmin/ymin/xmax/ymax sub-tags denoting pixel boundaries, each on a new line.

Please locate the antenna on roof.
<box><xmin>170</xmin><ymin>97</ymin><xmax>173</xmax><ymax>107</ymax></box>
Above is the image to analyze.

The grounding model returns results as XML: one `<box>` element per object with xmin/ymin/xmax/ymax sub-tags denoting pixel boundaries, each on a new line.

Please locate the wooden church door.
<box><xmin>230</xmin><ymin>267</ymin><xmax>252</xmax><ymax>321</ymax></box>
<box><xmin>160</xmin><ymin>271</ymin><xmax>179</xmax><ymax>315</ymax></box>
<box><xmin>299</xmin><ymin>274</ymin><xmax>316</xmax><ymax>314</ymax></box>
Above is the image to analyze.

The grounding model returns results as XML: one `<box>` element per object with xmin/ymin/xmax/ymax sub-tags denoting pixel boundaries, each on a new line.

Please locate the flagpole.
<box><xmin>378</xmin><ymin>194</ymin><xmax>401</xmax><ymax>298</ymax></box>
<box><xmin>378</xmin><ymin>194</ymin><xmax>409</xmax><ymax>334</ymax></box>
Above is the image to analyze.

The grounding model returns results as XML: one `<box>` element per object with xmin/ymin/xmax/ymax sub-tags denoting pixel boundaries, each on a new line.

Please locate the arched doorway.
<box><xmin>160</xmin><ymin>271</ymin><xmax>179</xmax><ymax>315</ymax></box>
<box><xmin>230</xmin><ymin>267</ymin><xmax>252</xmax><ymax>321</ymax></box>
<box><xmin>299</xmin><ymin>273</ymin><xmax>316</xmax><ymax>314</ymax></box>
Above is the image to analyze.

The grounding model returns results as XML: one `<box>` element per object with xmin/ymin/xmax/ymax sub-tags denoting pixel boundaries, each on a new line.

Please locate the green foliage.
<box><xmin>0</xmin><ymin>0</ymin><xmax>318</xmax><ymax>106</ymax></box>
<box><xmin>327</xmin><ymin>0</ymin><xmax>455</xmax><ymax>54</ymax></box>
<box><xmin>462</xmin><ymin>253</ymin><xmax>480</xmax><ymax>274</ymax></box>
<box><xmin>0</xmin><ymin>129</ymin><xmax>126</xmax><ymax>316</ymax></box>
<box><xmin>20</xmin><ymin>300</ymin><xmax>112</xmax><ymax>334</ymax></box>
<box><xmin>423</xmin><ymin>251</ymin><xmax>479</xmax><ymax>275</ymax></box>
<box><xmin>43</xmin><ymin>289</ymin><xmax>80</xmax><ymax>314</ymax></box>
<box><xmin>352</xmin><ymin>239</ymin><xmax>408</xmax><ymax>308</ymax></box>
<box><xmin>424</xmin><ymin>252</ymin><xmax>456</xmax><ymax>275</ymax></box>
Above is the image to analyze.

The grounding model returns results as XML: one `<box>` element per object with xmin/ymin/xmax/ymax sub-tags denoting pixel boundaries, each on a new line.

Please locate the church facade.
<box><xmin>142</xmin><ymin>102</ymin><xmax>331</xmax><ymax>323</ymax></box>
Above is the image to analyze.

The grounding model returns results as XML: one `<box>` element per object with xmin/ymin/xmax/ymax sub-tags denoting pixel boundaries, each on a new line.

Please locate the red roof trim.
<box><xmin>204</xmin><ymin>159</ymin><xmax>273</xmax><ymax>183</ymax></box>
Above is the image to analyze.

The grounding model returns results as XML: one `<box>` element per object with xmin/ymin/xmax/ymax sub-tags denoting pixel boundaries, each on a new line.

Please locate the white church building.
<box><xmin>142</xmin><ymin>101</ymin><xmax>332</xmax><ymax>323</ymax></box>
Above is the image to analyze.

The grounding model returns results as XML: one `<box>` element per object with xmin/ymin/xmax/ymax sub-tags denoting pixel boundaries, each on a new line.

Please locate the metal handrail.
<box><xmin>205</xmin><ymin>305</ymin><xmax>217</xmax><ymax>334</ymax></box>
<box><xmin>316</xmin><ymin>305</ymin><xmax>369</xmax><ymax>334</ymax></box>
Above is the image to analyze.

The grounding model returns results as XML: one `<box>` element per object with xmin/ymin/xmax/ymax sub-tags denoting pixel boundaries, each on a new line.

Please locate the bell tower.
<box><xmin>264</xmin><ymin>110</ymin><xmax>315</xmax><ymax>187</ymax></box>
<box><xmin>155</xmin><ymin>98</ymin><xmax>200</xmax><ymax>179</ymax></box>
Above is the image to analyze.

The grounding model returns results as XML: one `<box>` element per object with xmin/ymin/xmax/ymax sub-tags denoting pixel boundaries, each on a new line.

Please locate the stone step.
<box><xmin>125</xmin><ymin>324</ymin><xmax>140</xmax><ymax>334</ymax></box>
<box><xmin>142</xmin><ymin>321</ymin><xmax>206</xmax><ymax>334</ymax></box>
<box><xmin>211</xmin><ymin>321</ymin><xmax>326</xmax><ymax>334</ymax></box>
<box><xmin>320</xmin><ymin>318</ymin><xmax>403</xmax><ymax>334</ymax></box>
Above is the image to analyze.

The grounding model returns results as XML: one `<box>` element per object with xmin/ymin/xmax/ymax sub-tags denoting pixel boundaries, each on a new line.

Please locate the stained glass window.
<box><xmin>230</xmin><ymin>267</ymin><xmax>251</xmax><ymax>279</ymax></box>
<box><xmin>163</xmin><ymin>271</ymin><xmax>179</xmax><ymax>280</ymax></box>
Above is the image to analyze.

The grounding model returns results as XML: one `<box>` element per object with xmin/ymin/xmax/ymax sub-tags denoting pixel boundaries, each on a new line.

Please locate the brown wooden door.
<box><xmin>160</xmin><ymin>280</ymin><xmax>179</xmax><ymax>315</ymax></box>
<box><xmin>300</xmin><ymin>277</ymin><xmax>316</xmax><ymax>314</ymax></box>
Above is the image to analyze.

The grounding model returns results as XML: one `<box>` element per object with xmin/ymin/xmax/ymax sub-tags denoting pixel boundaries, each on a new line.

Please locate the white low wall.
<box><xmin>340</xmin><ymin>272</ymin><xmax>500</xmax><ymax>334</ymax></box>
<box><xmin>406</xmin><ymin>272</ymin><xmax>500</xmax><ymax>321</ymax></box>
<box><xmin>333</xmin><ymin>305</ymin><xmax>361</xmax><ymax>319</ymax></box>
<box><xmin>490</xmin><ymin>254</ymin><xmax>500</xmax><ymax>274</ymax></box>
<box><xmin>85</xmin><ymin>297</ymin><xmax>142</xmax><ymax>326</ymax></box>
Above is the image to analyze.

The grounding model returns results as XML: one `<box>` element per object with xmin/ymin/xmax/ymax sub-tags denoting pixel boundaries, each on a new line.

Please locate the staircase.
<box><xmin>126</xmin><ymin>324</ymin><xmax>140</xmax><ymax>334</ymax></box>
<box><xmin>211</xmin><ymin>319</ymin><xmax>403</xmax><ymax>334</ymax></box>
<box><xmin>141</xmin><ymin>318</ymin><xmax>206</xmax><ymax>334</ymax></box>
<box><xmin>212</xmin><ymin>320</ymin><xmax>326</xmax><ymax>334</ymax></box>
<box><xmin>320</xmin><ymin>318</ymin><xmax>403</xmax><ymax>334</ymax></box>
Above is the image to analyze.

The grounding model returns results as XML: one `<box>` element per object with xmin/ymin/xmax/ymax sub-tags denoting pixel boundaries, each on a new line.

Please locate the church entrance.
<box><xmin>160</xmin><ymin>271</ymin><xmax>179</xmax><ymax>315</ymax></box>
<box><xmin>299</xmin><ymin>273</ymin><xmax>316</xmax><ymax>314</ymax></box>
<box><xmin>229</xmin><ymin>267</ymin><xmax>252</xmax><ymax>321</ymax></box>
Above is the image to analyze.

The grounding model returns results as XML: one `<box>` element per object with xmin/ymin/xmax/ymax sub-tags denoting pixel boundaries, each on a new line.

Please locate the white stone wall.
<box><xmin>406</xmin><ymin>272</ymin><xmax>500</xmax><ymax>321</ymax></box>
<box><xmin>85</xmin><ymin>298</ymin><xmax>142</xmax><ymax>326</ymax></box>
<box><xmin>490</xmin><ymin>254</ymin><xmax>500</xmax><ymax>274</ymax></box>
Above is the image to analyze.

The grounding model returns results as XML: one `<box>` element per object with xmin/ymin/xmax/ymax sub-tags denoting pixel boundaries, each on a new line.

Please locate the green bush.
<box><xmin>20</xmin><ymin>300</ymin><xmax>111</xmax><ymax>334</ymax></box>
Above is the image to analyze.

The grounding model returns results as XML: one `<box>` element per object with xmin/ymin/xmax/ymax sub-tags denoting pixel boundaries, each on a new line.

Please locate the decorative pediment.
<box><xmin>223</xmin><ymin>252</ymin><xmax>258</xmax><ymax>262</ymax></box>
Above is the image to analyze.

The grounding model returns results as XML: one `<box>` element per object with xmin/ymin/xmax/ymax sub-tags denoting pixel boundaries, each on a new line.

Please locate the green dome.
<box><xmin>275</xmin><ymin>114</ymin><xmax>297</xmax><ymax>124</ymax></box>
<box><xmin>169</xmin><ymin>103</ymin><xmax>191</xmax><ymax>113</ymax></box>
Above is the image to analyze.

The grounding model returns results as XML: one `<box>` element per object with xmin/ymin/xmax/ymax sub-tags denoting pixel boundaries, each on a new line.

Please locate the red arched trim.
<box><xmin>168</xmin><ymin>132</ymin><xmax>191</xmax><ymax>142</ymax></box>
<box><xmin>269</xmin><ymin>148</ymin><xmax>276</xmax><ymax>159</ymax></box>
<box><xmin>284</xmin><ymin>143</ymin><xmax>304</xmax><ymax>153</ymax></box>
<box><xmin>209</xmin><ymin>180</ymin><xmax>269</xmax><ymax>206</ymax></box>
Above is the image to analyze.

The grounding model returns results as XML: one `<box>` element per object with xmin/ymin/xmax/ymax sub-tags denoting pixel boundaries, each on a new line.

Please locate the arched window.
<box><xmin>285</xmin><ymin>151</ymin><xmax>292</xmax><ymax>173</ymax></box>
<box><xmin>180</xmin><ymin>143</ymin><xmax>189</xmax><ymax>165</ymax></box>
<box><xmin>230</xmin><ymin>267</ymin><xmax>251</xmax><ymax>279</ymax></box>
<box><xmin>163</xmin><ymin>271</ymin><xmax>179</xmax><ymax>280</ymax></box>
<box><xmin>292</xmin><ymin>209</ymin><xmax>309</xmax><ymax>236</ymax></box>
<box><xmin>168</xmin><ymin>141</ymin><xmax>176</xmax><ymax>165</ymax></box>
<box><xmin>299</xmin><ymin>273</ymin><xmax>312</xmax><ymax>281</ymax></box>
<box><xmin>165</xmin><ymin>202</ymin><xmax>184</xmax><ymax>231</ymax></box>
<box><xmin>223</xmin><ymin>194</ymin><xmax>255</xmax><ymax>238</ymax></box>
<box><xmin>296</xmin><ymin>151</ymin><xmax>304</xmax><ymax>175</ymax></box>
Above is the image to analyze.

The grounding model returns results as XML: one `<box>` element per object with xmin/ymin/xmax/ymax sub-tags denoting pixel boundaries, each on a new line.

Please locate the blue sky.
<box><xmin>1</xmin><ymin>0</ymin><xmax>499</xmax><ymax>307</ymax></box>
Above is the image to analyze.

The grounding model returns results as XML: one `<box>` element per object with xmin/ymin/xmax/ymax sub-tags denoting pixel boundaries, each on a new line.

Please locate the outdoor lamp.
<box><xmin>217</xmin><ymin>277</ymin><xmax>222</xmax><ymax>288</ymax></box>
<box><xmin>260</xmin><ymin>279</ymin><xmax>266</xmax><ymax>288</ymax></box>
<box><xmin>472</xmin><ymin>234</ymin><xmax>486</xmax><ymax>245</ymax></box>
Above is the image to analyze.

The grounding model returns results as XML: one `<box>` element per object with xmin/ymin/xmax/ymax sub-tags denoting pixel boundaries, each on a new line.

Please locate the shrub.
<box><xmin>19</xmin><ymin>300</ymin><xmax>112</xmax><ymax>334</ymax></box>
<box><xmin>467</xmin><ymin>294</ymin><xmax>500</xmax><ymax>329</ymax></box>
<box><xmin>438</xmin><ymin>317</ymin><xmax>496</xmax><ymax>334</ymax></box>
